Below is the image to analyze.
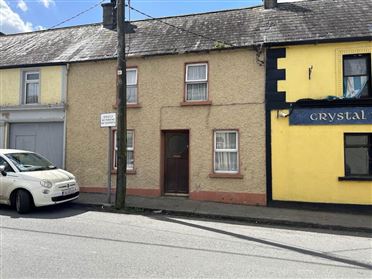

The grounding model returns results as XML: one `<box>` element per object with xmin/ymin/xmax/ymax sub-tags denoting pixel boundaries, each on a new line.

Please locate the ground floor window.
<box><xmin>344</xmin><ymin>133</ymin><xmax>372</xmax><ymax>176</ymax></box>
<box><xmin>214</xmin><ymin>130</ymin><xmax>239</xmax><ymax>173</ymax></box>
<box><xmin>113</xmin><ymin>130</ymin><xmax>134</xmax><ymax>171</ymax></box>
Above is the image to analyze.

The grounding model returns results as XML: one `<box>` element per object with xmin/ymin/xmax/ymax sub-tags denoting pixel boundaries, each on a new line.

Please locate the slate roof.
<box><xmin>0</xmin><ymin>0</ymin><xmax>371</xmax><ymax>68</ymax></box>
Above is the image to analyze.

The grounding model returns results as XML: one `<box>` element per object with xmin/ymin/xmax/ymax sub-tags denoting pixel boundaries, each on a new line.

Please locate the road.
<box><xmin>0</xmin><ymin>204</ymin><xmax>371</xmax><ymax>278</ymax></box>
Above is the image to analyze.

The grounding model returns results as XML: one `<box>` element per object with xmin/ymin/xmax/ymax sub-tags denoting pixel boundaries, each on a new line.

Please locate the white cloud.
<box><xmin>35</xmin><ymin>25</ymin><xmax>45</xmax><ymax>31</ymax></box>
<box><xmin>0</xmin><ymin>0</ymin><xmax>33</xmax><ymax>34</ymax></box>
<box><xmin>17</xmin><ymin>0</ymin><xmax>28</xmax><ymax>12</ymax></box>
<box><xmin>39</xmin><ymin>0</ymin><xmax>55</xmax><ymax>8</ymax></box>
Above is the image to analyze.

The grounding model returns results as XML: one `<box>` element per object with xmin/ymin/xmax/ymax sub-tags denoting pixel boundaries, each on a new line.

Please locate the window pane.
<box><xmin>216</xmin><ymin>132</ymin><xmax>237</xmax><ymax>150</ymax></box>
<box><xmin>127</xmin><ymin>131</ymin><xmax>133</xmax><ymax>149</ymax></box>
<box><xmin>127</xmin><ymin>151</ymin><xmax>134</xmax><ymax>170</ymax></box>
<box><xmin>25</xmin><ymin>83</ymin><xmax>39</xmax><ymax>103</ymax></box>
<box><xmin>186</xmin><ymin>83</ymin><xmax>207</xmax><ymax>101</ymax></box>
<box><xmin>215</xmin><ymin>151</ymin><xmax>238</xmax><ymax>172</ymax></box>
<box><xmin>345</xmin><ymin>135</ymin><xmax>368</xmax><ymax>146</ymax></box>
<box><xmin>187</xmin><ymin>65</ymin><xmax>207</xmax><ymax>81</ymax></box>
<box><xmin>127</xmin><ymin>86</ymin><xmax>137</xmax><ymax>103</ymax></box>
<box><xmin>344</xmin><ymin>57</ymin><xmax>368</xmax><ymax>76</ymax></box>
<box><xmin>127</xmin><ymin>70</ymin><xmax>137</xmax><ymax>85</ymax></box>
<box><xmin>343</xmin><ymin>76</ymin><xmax>369</xmax><ymax>98</ymax></box>
<box><xmin>26</xmin><ymin>73</ymin><xmax>39</xmax><ymax>80</ymax></box>
<box><xmin>345</xmin><ymin>147</ymin><xmax>369</xmax><ymax>175</ymax></box>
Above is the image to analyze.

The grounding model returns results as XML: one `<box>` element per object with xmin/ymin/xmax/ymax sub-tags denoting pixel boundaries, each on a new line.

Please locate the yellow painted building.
<box><xmin>267</xmin><ymin>42</ymin><xmax>372</xmax><ymax>205</ymax></box>
<box><xmin>0</xmin><ymin>66</ymin><xmax>67</xmax><ymax>167</ymax></box>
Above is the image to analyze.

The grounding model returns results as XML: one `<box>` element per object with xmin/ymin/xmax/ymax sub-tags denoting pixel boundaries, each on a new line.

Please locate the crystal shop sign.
<box><xmin>289</xmin><ymin>107</ymin><xmax>372</xmax><ymax>125</ymax></box>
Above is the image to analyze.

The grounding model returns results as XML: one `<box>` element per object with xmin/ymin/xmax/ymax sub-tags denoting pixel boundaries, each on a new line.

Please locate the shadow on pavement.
<box><xmin>149</xmin><ymin>215</ymin><xmax>372</xmax><ymax>270</ymax></box>
<box><xmin>0</xmin><ymin>202</ymin><xmax>89</xmax><ymax>219</ymax></box>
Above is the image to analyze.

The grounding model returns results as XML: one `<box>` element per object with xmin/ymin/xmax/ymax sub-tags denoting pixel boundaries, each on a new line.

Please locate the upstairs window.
<box><xmin>127</xmin><ymin>68</ymin><xmax>138</xmax><ymax>104</ymax></box>
<box><xmin>23</xmin><ymin>71</ymin><xmax>40</xmax><ymax>104</ymax></box>
<box><xmin>185</xmin><ymin>63</ymin><xmax>208</xmax><ymax>101</ymax></box>
<box><xmin>113</xmin><ymin>130</ymin><xmax>134</xmax><ymax>171</ymax></box>
<box><xmin>344</xmin><ymin>134</ymin><xmax>372</xmax><ymax>177</ymax></box>
<box><xmin>343</xmin><ymin>54</ymin><xmax>371</xmax><ymax>99</ymax></box>
<box><xmin>214</xmin><ymin>130</ymin><xmax>239</xmax><ymax>173</ymax></box>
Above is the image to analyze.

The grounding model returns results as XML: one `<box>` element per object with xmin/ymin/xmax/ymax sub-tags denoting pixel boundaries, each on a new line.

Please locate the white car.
<box><xmin>0</xmin><ymin>149</ymin><xmax>79</xmax><ymax>214</ymax></box>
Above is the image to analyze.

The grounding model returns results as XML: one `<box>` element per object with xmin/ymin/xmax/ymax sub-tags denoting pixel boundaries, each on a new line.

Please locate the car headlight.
<box><xmin>40</xmin><ymin>179</ymin><xmax>53</xmax><ymax>189</ymax></box>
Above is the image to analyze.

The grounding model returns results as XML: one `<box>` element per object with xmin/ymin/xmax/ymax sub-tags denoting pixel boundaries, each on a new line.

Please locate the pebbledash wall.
<box><xmin>267</xmin><ymin>41</ymin><xmax>372</xmax><ymax>205</ymax></box>
<box><xmin>66</xmin><ymin>49</ymin><xmax>267</xmax><ymax>205</ymax></box>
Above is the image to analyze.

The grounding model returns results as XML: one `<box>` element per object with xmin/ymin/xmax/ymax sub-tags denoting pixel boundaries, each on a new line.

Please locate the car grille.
<box><xmin>58</xmin><ymin>182</ymin><xmax>76</xmax><ymax>190</ymax></box>
<box><xmin>52</xmin><ymin>191</ymin><xmax>79</xmax><ymax>202</ymax></box>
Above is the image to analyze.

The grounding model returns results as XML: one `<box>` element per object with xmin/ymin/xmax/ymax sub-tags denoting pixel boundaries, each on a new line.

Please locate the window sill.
<box><xmin>111</xmin><ymin>169</ymin><xmax>137</xmax><ymax>175</ymax></box>
<box><xmin>112</xmin><ymin>103</ymin><xmax>142</xmax><ymax>109</ymax></box>
<box><xmin>209</xmin><ymin>173</ymin><xmax>243</xmax><ymax>179</ymax></box>
<box><xmin>180</xmin><ymin>101</ymin><xmax>212</xmax><ymax>106</ymax></box>
<box><xmin>338</xmin><ymin>176</ymin><xmax>372</xmax><ymax>181</ymax></box>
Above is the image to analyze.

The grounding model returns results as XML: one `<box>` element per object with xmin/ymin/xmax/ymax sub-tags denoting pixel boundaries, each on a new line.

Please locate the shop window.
<box><xmin>127</xmin><ymin>68</ymin><xmax>138</xmax><ymax>104</ymax></box>
<box><xmin>185</xmin><ymin>63</ymin><xmax>208</xmax><ymax>101</ymax></box>
<box><xmin>214</xmin><ymin>130</ymin><xmax>239</xmax><ymax>173</ymax></box>
<box><xmin>113</xmin><ymin>130</ymin><xmax>134</xmax><ymax>171</ymax></box>
<box><xmin>23</xmin><ymin>71</ymin><xmax>40</xmax><ymax>104</ymax></box>
<box><xmin>343</xmin><ymin>54</ymin><xmax>371</xmax><ymax>99</ymax></box>
<box><xmin>344</xmin><ymin>134</ymin><xmax>372</xmax><ymax>177</ymax></box>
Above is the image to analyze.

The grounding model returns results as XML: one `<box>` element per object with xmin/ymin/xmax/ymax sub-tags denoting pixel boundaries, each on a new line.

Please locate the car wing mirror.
<box><xmin>0</xmin><ymin>165</ymin><xmax>7</xmax><ymax>176</ymax></box>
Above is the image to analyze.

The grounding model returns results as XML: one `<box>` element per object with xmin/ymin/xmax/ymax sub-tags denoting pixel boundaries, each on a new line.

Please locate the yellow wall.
<box><xmin>272</xmin><ymin>41</ymin><xmax>372</xmax><ymax>205</ymax></box>
<box><xmin>278</xmin><ymin>41</ymin><xmax>372</xmax><ymax>102</ymax></box>
<box><xmin>271</xmin><ymin>111</ymin><xmax>372</xmax><ymax>205</ymax></box>
<box><xmin>0</xmin><ymin>69</ymin><xmax>20</xmax><ymax>106</ymax></box>
<box><xmin>0</xmin><ymin>66</ymin><xmax>64</xmax><ymax>105</ymax></box>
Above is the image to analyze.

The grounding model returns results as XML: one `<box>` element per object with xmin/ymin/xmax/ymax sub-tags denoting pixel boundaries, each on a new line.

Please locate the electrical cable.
<box><xmin>48</xmin><ymin>0</ymin><xmax>106</xmax><ymax>30</ymax></box>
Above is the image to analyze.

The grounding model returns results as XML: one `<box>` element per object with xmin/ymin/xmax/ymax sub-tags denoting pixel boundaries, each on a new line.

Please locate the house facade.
<box><xmin>265</xmin><ymin>0</ymin><xmax>372</xmax><ymax>208</ymax></box>
<box><xmin>65</xmin><ymin>36</ymin><xmax>267</xmax><ymax>205</ymax></box>
<box><xmin>0</xmin><ymin>65</ymin><xmax>67</xmax><ymax>168</ymax></box>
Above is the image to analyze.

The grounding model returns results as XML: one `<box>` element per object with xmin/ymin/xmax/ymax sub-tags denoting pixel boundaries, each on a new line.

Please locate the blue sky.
<box><xmin>0</xmin><ymin>0</ymin><xmax>297</xmax><ymax>34</ymax></box>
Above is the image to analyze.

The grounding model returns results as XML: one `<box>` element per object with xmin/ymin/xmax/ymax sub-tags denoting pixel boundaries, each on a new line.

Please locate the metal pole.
<box><xmin>115</xmin><ymin>0</ymin><xmax>127</xmax><ymax>209</ymax></box>
<box><xmin>107</xmin><ymin>127</ymin><xmax>112</xmax><ymax>204</ymax></box>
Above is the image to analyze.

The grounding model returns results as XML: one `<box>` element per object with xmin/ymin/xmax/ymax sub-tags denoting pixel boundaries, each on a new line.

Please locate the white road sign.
<box><xmin>100</xmin><ymin>113</ymin><xmax>116</xmax><ymax>127</ymax></box>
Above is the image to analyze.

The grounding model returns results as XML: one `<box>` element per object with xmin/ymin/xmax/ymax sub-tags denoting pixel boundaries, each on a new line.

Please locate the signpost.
<box><xmin>100</xmin><ymin>113</ymin><xmax>117</xmax><ymax>203</ymax></box>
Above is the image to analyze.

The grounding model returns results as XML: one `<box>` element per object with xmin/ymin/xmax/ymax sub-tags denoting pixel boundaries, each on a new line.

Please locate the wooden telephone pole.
<box><xmin>115</xmin><ymin>0</ymin><xmax>127</xmax><ymax>209</ymax></box>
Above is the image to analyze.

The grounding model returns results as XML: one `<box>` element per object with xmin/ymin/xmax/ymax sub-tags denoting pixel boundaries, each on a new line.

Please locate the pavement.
<box><xmin>73</xmin><ymin>192</ymin><xmax>372</xmax><ymax>233</ymax></box>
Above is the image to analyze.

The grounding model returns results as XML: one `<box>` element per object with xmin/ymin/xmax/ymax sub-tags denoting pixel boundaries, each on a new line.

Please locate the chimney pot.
<box><xmin>264</xmin><ymin>0</ymin><xmax>278</xmax><ymax>9</ymax></box>
<box><xmin>102</xmin><ymin>2</ymin><xmax>116</xmax><ymax>30</ymax></box>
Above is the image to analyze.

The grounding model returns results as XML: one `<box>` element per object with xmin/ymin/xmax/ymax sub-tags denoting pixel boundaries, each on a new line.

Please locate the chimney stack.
<box><xmin>264</xmin><ymin>0</ymin><xmax>278</xmax><ymax>9</ymax></box>
<box><xmin>102</xmin><ymin>1</ymin><xmax>117</xmax><ymax>30</ymax></box>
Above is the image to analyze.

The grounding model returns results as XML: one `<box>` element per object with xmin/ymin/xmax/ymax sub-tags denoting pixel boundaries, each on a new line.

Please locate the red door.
<box><xmin>164</xmin><ymin>131</ymin><xmax>189</xmax><ymax>194</ymax></box>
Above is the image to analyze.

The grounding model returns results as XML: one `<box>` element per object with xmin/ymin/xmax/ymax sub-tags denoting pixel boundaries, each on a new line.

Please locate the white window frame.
<box><xmin>185</xmin><ymin>63</ymin><xmax>208</xmax><ymax>102</ymax></box>
<box><xmin>213</xmin><ymin>130</ymin><xmax>239</xmax><ymax>174</ymax></box>
<box><xmin>113</xmin><ymin>129</ymin><xmax>134</xmax><ymax>171</ymax></box>
<box><xmin>23</xmin><ymin>71</ymin><xmax>40</xmax><ymax>104</ymax></box>
<box><xmin>127</xmin><ymin>68</ymin><xmax>138</xmax><ymax>104</ymax></box>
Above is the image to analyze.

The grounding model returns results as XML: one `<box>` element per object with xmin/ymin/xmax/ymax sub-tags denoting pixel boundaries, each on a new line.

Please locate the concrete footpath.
<box><xmin>73</xmin><ymin>192</ymin><xmax>372</xmax><ymax>233</ymax></box>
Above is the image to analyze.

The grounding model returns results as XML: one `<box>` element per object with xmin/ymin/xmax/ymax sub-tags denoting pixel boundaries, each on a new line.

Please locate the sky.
<box><xmin>0</xmin><ymin>0</ymin><xmax>302</xmax><ymax>34</ymax></box>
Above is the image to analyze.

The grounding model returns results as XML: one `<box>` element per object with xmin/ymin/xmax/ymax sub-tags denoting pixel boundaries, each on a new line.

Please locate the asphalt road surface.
<box><xmin>0</xmin><ymin>204</ymin><xmax>371</xmax><ymax>278</ymax></box>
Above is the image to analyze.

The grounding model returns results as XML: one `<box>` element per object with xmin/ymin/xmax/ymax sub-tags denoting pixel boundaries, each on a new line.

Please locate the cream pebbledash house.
<box><xmin>0</xmin><ymin>6</ymin><xmax>271</xmax><ymax>206</ymax></box>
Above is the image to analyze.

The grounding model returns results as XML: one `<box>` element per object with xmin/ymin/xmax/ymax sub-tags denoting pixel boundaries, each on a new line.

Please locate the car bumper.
<box><xmin>32</xmin><ymin>181</ymin><xmax>80</xmax><ymax>207</ymax></box>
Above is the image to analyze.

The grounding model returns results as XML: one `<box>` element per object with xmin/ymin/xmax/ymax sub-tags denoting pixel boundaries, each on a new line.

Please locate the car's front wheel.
<box><xmin>15</xmin><ymin>190</ymin><xmax>33</xmax><ymax>214</ymax></box>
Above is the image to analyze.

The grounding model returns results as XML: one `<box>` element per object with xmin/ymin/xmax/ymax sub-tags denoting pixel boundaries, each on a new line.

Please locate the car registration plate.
<box><xmin>62</xmin><ymin>187</ymin><xmax>77</xmax><ymax>196</ymax></box>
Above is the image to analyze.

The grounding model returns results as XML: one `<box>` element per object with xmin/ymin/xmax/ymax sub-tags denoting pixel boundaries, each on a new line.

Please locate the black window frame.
<box><xmin>344</xmin><ymin>133</ymin><xmax>372</xmax><ymax>177</ymax></box>
<box><xmin>342</xmin><ymin>54</ymin><xmax>372</xmax><ymax>99</ymax></box>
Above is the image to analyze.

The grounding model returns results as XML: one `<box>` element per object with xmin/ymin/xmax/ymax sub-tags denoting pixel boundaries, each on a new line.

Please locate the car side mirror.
<box><xmin>0</xmin><ymin>165</ymin><xmax>7</xmax><ymax>176</ymax></box>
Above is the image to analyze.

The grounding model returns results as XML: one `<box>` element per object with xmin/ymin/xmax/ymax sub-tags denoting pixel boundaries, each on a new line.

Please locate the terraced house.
<box><xmin>1</xmin><ymin>0</ymin><xmax>370</xmax><ymax>207</ymax></box>
<box><xmin>265</xmin><ymin>0</ymin><xmax>372</xmax><ymax>205</ymax></box>
<box><xmin>0</xmin><ymin>48</ymin><xmax>67</xmax><ymax>168</ymax></box>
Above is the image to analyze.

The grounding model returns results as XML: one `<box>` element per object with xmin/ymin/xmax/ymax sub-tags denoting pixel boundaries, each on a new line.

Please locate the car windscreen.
<box><xmin>5</xmin><ymin>153</ymin><xmax>56</xmax><ymax>172</ymax></box>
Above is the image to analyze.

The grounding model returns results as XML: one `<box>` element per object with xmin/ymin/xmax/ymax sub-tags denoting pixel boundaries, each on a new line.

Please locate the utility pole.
<box><xmin>115</xmin><ymin>0</ymin><xmax>127</xmax><ymax>209</ymax></box>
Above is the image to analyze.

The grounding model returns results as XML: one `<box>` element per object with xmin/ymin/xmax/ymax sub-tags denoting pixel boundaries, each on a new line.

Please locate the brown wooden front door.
<box><xmin>164</xmin><ymin>131</ymin><xmax>189</xmax><ymax>194</ymax></box>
